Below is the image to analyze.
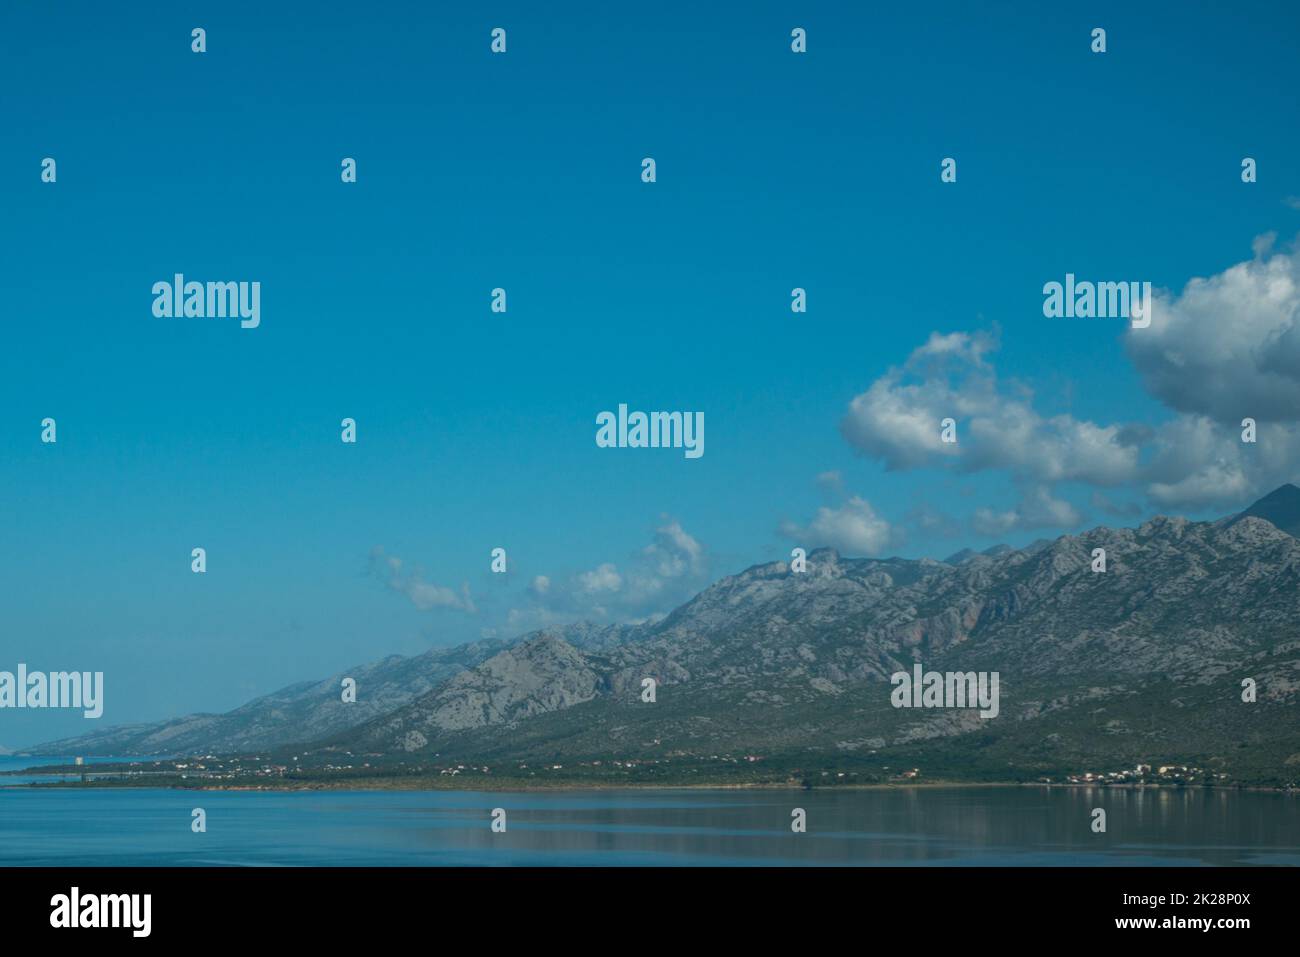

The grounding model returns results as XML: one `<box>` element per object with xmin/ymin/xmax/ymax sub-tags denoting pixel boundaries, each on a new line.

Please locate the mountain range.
<box><xmin>32</xmin><ymin>486</ymin><xmax>1300</xmax><ymax>786</ymax></box>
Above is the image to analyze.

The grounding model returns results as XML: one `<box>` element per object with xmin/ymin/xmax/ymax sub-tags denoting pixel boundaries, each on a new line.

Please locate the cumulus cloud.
<box><xmin>369</xmin><ymin>547</ymin><xmax>476</xmax><ymax>613</ymax></box>
<box><xmin>641</xmin><ymin>518</ymin><xmax>706</xmax><ymax>580</ymax></box>
<box><xmin>903</xmin><ymin>501</ymin><xmax>964</xmax><ymax>539</ymax></box>
<box><xmin>1137</xmin><ymin>413</ymin><xmax>1300</xmax><ymax>508</ymax></box>
<box><xmin>840</xmin><ymin>331</ymin><xmax>996</xmax><ymax>470</ymax></box>
<box><xmin>511</xmin><ymin>517</ymin><xmax>710</xmax><ymax>626</ymax></box>
<box><xmin>972</xmin><ymin>486</ymin><xmax>1084</xmax><ymax>536</ymax></box>
<box><xmin>1126</xmin><ymin>236</ymin><xmax>1300</xmax><ymax>424</ymax></box>
<box><xmin>577</xmin><ymin>563</ymin><xmax>622</xmax><ymax>594</ymax></box>
<box><xmin>781</xmin><ymin>495</ymin><xmax>895</xmax><ymax>555</ymax></box>
<box><xmin>837</xmin><ymin>240</ymin><xmax>1300</xmax><ymax>524</ymax></box>
<box><xmin>840</xmin><ymin>329</ymin><xmax>1143</xmax><ymax>486</ymax></box>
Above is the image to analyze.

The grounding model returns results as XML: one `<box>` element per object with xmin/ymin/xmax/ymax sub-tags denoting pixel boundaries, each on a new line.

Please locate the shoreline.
<box><xmin>3</xmin><ymin>777</ymin><xmax>1294</xmax><ymax>794</ymax></box>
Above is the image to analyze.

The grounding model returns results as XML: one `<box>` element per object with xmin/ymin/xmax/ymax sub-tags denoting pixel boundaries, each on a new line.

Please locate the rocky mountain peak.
<box><xmin>1232</xmin><ymin>482</ymin><xmax>1300</xmax><ymax>537</ymax></box>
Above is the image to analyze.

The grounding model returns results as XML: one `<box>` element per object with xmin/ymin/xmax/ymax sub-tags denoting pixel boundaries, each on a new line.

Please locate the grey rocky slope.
<box><xmin>30</xmin><ymin>619</ymin><xmax>639</xmax><ymax>757</ymax></box>
<box><xmin>324</xmin><ymin>495</ymin><xmax>1300</xmax><ymax>785</ymax></box>
<box><xmin>28</xmin><ymin>638</ymin><xmax>512</xmax><ymax>756</ymax></box>
<box><xmin>36</xmin><ymin>488</ymin><xmax>1300</xmax><ymax>784</ymax></box>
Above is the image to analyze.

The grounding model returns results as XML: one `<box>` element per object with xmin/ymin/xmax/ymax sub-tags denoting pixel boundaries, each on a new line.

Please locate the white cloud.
<box><xmin>512</xmin><ymin>517</ymin><xmax>710</xmax><ymax>626</ymax></box>
<box><xmin>904</xmin><ymin>501</ymin><xmax>963</xmax><ymax>539</ymax></box>
<box><xmin>369</xmin><ymin>547</ymin><xmax>476</xmax><ymax>613</ymax></box>
<box><xmin>1126</xmin><ymin>236</ymin><xmax>1300</xmax><ymax>424</ymax></box>
<box><xmin>972</xmin><ymin>486</ymin><xmax>1084</xmax><ymax>536</ymax></box>
<box><xmin>577</xmin><ymin>562</ymin><xmax>623</xmax><ymax>594</ymax></box>
<box><xmin>840</xmin><ymin>329</ymin><xmax>1142</xmax><ymax>486</ymax></box>
<box><xmin>836</xmin><ymin>243</ymin><xmax>1300</xmax><ymax>522</ymax></box>
<box><xmin>781</xmin><ymin>495</ymin><xmax>895</xmax><ymax>555</ymax></box>
<box><xmin>640</xmin><ymin>519</ymin><xmax>705</xmax><ymax>579</ymax></box>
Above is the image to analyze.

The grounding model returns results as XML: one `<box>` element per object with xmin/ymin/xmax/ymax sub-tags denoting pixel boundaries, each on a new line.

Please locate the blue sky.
<box><xmin>3</xmin><ymin>1</ymin><xmax>1300</xmax><ymax>747</ymax></box>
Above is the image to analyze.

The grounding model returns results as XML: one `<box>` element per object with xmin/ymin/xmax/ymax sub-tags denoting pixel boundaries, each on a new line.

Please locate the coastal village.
<box><xmin>4</xmin><ymin>753</ymin><xmax>1256</xmax><ymax>791</ymax></box>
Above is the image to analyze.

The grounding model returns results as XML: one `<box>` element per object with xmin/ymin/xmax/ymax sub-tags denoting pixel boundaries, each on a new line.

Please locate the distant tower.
<box><xmin>74</xmin><ymin>756</ymin><xmax>84</xmax><ymax>766</ymax></box>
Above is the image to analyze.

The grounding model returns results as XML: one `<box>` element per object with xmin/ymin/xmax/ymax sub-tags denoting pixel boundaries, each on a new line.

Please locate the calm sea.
<box><xmin>2</xmin><ymin>757</ymin><xmax>1296</xmax><ymax>866</ymax></box>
